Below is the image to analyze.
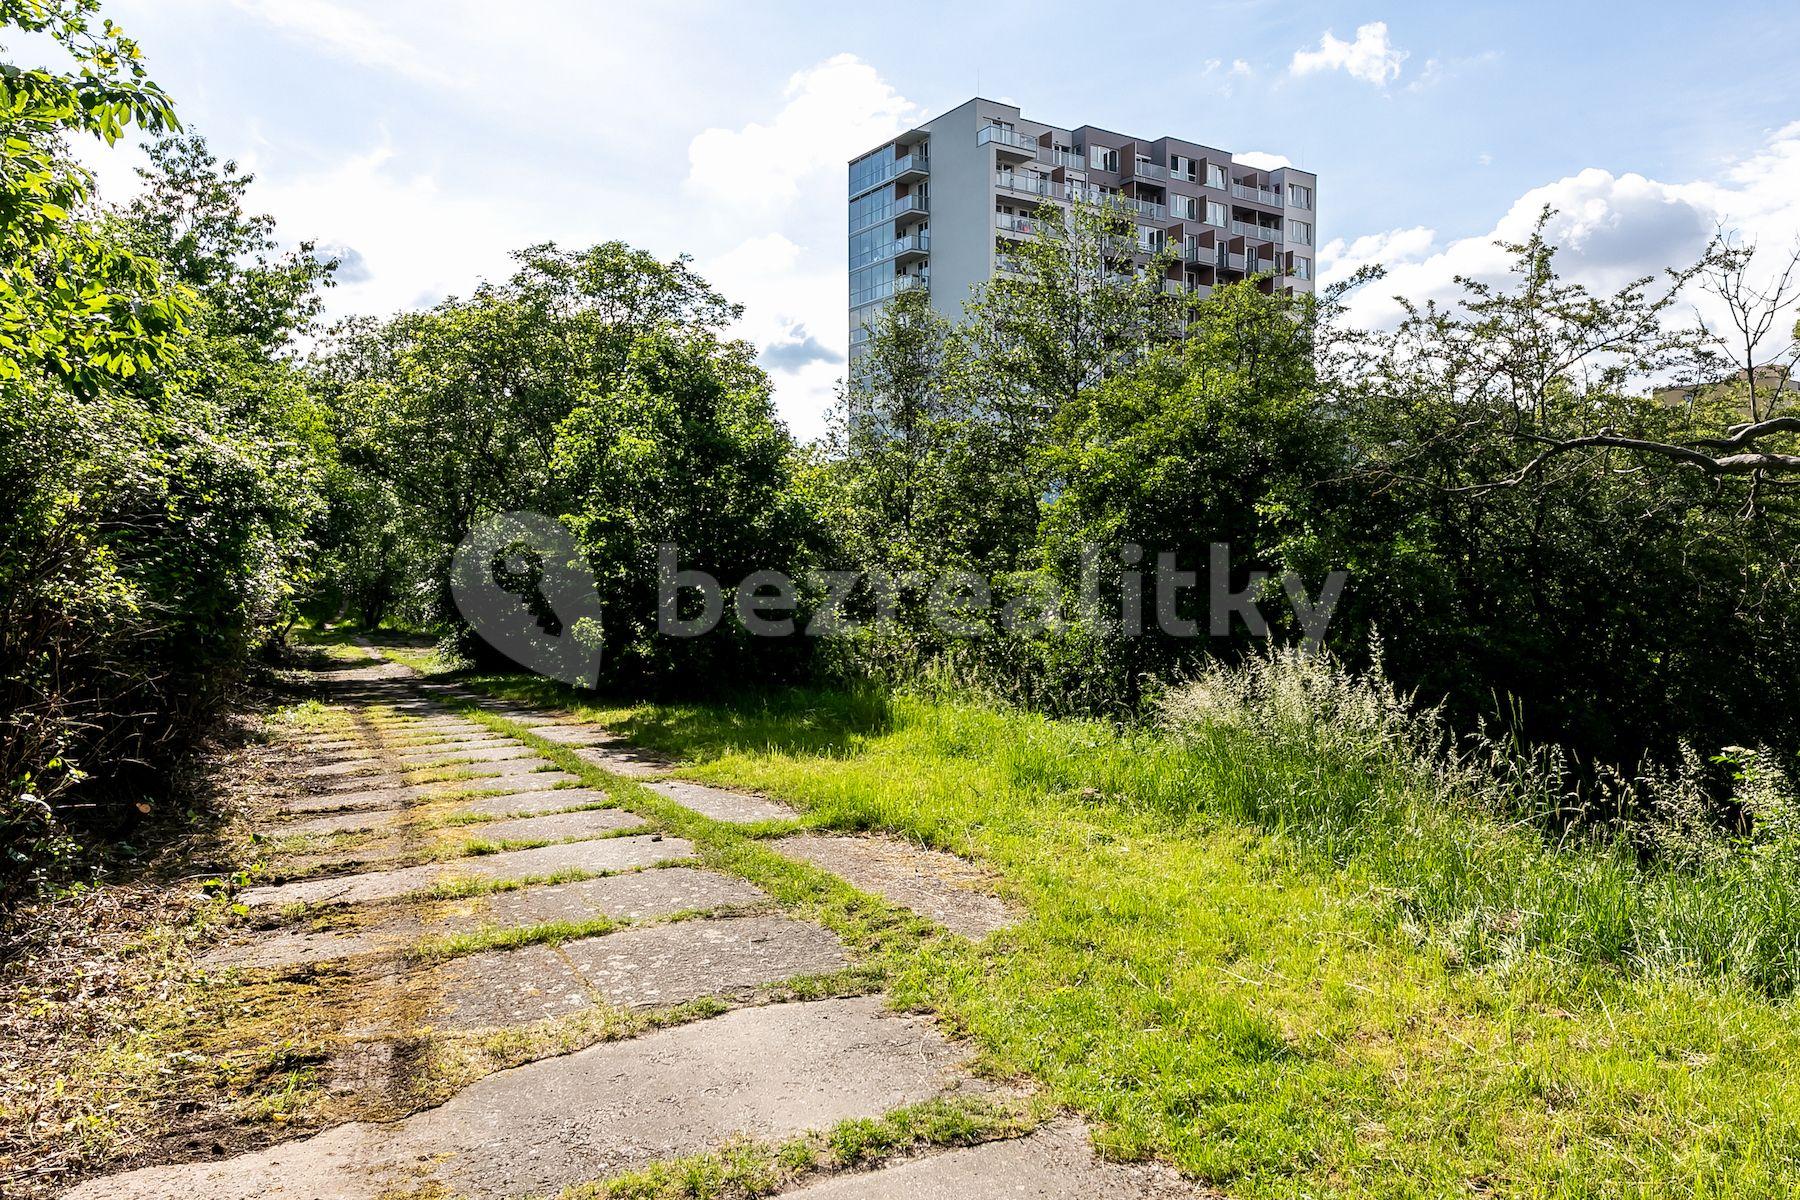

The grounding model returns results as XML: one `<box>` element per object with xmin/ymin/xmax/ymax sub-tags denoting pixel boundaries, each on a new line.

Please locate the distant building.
<box><xmin>1653</xmin><ymin>364</ymin><xmax>1794</xmax><ymax>421</ymax></box>
<box><xmin>847</xmin><ymin>97</ymin><xmax>1317</xmax><ymax>356</ymax></box>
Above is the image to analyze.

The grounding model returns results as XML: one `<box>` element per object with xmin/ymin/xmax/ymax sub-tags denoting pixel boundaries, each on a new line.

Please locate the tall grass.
<box><xmin>1157</xmin><ymin>648</ymin><xmax>1800</xmax><ymax>995</ymax></box>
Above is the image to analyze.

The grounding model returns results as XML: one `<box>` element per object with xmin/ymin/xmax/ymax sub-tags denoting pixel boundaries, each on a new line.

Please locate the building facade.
<box><xmin>848</xmin><ymin>97</ymin><xmax>1317</xmax><ymax>356</ymax></box>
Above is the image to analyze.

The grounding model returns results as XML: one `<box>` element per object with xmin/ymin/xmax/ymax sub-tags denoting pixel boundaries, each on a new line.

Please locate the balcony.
<box><xmin>892</xmin><ymin>153</ymin><xmax>930</xmax><ymax>185</ymax></box>
<box><xmin>1036</xmin><ymin>148</ymin><xmax>1087</xmax><ymax>172</ymax></box>
<box><xmin>995</xmin><ymin>171</ymin><xmax>1058</xmax><ymax>199</ymax></box>
<box><xmin>892</xmin><ymin>193</ymin><xmax>929</xmax><ymax>224</ymax></box>
<box><xmin>1126</xmin><ymin>158</ymin><xmax>1168</xmax><ymax>182</ymax></box>
<box><xmin>892</xmin><ymin>231</ymin><xmax>930</xmax><ymax>263</ymax></box>
<box><xmin>978</xmin><ymin>125</ymin><xmax>1039</xmax><ymax>160</ymax></box>
<box><xmin>849</xmin><ymin>147</ymin><xmax>928</xmax><ymax>198</ymax></box>
<box><xmin>894</xmin><ymin>273</ymin><xmax>930</xmax><ymax>295</ymax></box>
<box><xmin>1231</xmin><ymin>220</ymin><xmax>1280</xmax><ymax>241</ymax></box>
<box><xmin>1121</xmin><ymin>196</ymin><xmax>1168</xmax><ymax>222</ymax></box>
<box><xmin>1231</xmin><ymin>182</ymin><xmax>1283</xmax><ymax>206</ymax></box>
<box><xmin>995</xmin><ymin>213</ymin><xmax>1045</xmax><ymax>239</ymax></box>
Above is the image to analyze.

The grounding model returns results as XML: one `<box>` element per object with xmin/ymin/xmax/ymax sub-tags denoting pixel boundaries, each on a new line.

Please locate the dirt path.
<box><xmin>64</xmin><ymin>649</ymin><xmax>1194</xmax><ymax>1199</ymax></box>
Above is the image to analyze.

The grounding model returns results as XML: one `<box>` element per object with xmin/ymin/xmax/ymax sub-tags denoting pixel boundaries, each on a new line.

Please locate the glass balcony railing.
<box><xmin>995</xmin><ymin>213</ymin><xmax>1044</xmax><ymax>237</ymax></box>
<box><xmin>892</xmin><ymin>231</ymin><xmax>930</xmax><ymax>257</ymax></box>
<box><xmin>1121</xmin><ymin>196</ymin><xmax>1167</xmax><ymax>222</ymax></box>
<box><xmin>1231</xmin><ymin>182</ymin><xmax>1283</xmax><ymax>205</ymax></box>
<box><xmin>978</xmin><ymin>125</ymin><xmax>1039</xmax><ymax>153</ymax></box>
<box><xmin>892</xmin><ymin>153</ymin><xmax>929</xmax><ymax>179</ymax></box>
<box><xmin>1181</xmin><ymin>243</ymin><xmax>1230</xmax><ymax>267</ymax></box>
<box><xmin>995</xmin><ymin>171</ymin><xmax>1058</xmax><ymax>198</ymax></box>
<box><xmin>1035</xmin><ymin>148</ymin><xmax>1087</xmax><ymax>171</ymax></box>
<box><xmin>893</xmin><ymin>193</ymin><xmax>929</xmax><ymax>219</ymax></box>
<box><xmin>851</xmin><ymin>271</ymin><xmax>929</xmax><ymax>309</ymax></box>
<box><xmin>1231</xmin><ymin>220</ymin><xmax>1280</xmax><ymax>240</ymax></box>
<box><xmin>1129</xmin><ymin>159</ymin><xmax>1168</xmax><ymax>181</ymax></box>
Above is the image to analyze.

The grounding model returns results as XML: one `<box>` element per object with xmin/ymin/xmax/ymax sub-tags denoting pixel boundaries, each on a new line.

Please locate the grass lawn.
<box><xmin>391</xmin><ymin>647</ymin><xmax>1800</xmax><ymax>1200</ymax></box>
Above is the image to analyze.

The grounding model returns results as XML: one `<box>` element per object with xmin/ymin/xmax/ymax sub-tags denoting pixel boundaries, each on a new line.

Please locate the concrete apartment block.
<box><xmin>848</xmin><ymin>97</ymin><xmax>1317</xmax><ymax>356</ymax></box>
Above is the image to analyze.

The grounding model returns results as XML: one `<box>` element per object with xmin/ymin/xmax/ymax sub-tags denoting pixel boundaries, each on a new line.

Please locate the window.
<box><xmin>849</xmin><ymin>149</ymin><xmax>891</xmax><ymax>196</ymax></box>
<box><xmin>1089</xmin><ymin>145</ymin><xmax>1119</xmax><ymax>173</ymax></box>
<box><xmin>1291</xmin><ymin>256</ymin><xmax>1312</xmax><ymax>280</ymax></box>
<box><xmin>849</xmin><ymin>226</ymin><xmax>889</xmax><ymax>270</ymax></box>
<box><xmin>1206</xmin><ymin>163</ymin><xmax>1227</xmax><ymax>190</ymax></box>
<box><xmin>1171</xmin><ymin>195</ymin><xmax>1197</xmax><ymax>220</ymax></box>
<box><xmin>1288</xmin><ymin>183</ymin><xmax>1313</xmax><ymax>210</ymax></box>
<box><xmin>849</xmin><ymin>263</ymin><xmax>893</xmax><ymax>308</ymax></box>
<box><xmin>1290</xmin><ymin>220</ymin><xmax>1312</xmax><ymax>246</ymax></box>
<box><xmin>849</xmin><ymin>187</ymin><xmax>895</xmax><ymax>233</ymax></box>
<box><xmin>1170</xmin><ymin>154</ymin><xmax>1197</xmax><ymax>182</ymax></box>
<box><xmin>1205</xmin><ymin>200</ymin><xmax>1227</xmax><ymax>227</ymax></box>
<box><xmin>1138</xmin><ymin>227</ymin><xmax>1163</xmax><ymax>254</ymax></box>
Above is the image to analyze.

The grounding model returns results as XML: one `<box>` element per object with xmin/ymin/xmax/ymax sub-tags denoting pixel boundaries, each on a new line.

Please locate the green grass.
<box><xmin>417</xmin><ymin>661</ymin><xmax>1800</xmax><ymax>1200</ymax></box>
<box><xmin>571</xmin><ymin>1094</ymin><xmax>1042</xmax><ymax>1200</ymax></box>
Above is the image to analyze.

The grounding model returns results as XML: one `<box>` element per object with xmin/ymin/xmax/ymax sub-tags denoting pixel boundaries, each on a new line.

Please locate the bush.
<box><xmin>1157</xmin><ymin>648</ymin><xmax>1800</xmax><ymax>995</ymax></box>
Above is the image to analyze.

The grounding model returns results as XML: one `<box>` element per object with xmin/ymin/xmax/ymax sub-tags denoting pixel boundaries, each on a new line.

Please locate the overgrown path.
<box><xmin>65</xmin><ymin>647</ymin><xmax>1191</xmax><ymax>1198</ymax></box>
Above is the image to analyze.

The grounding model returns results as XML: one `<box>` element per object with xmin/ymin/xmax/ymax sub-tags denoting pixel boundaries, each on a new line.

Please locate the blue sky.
<box><xmin>55</xmin><ymin>0</ymin><xmax>1800</xmax><ymax>436</ymax></box>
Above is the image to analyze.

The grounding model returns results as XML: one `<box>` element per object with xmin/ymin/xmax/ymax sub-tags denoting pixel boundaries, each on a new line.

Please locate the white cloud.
<box><xmin>686</xmin><ymin>56</ymin><xmax>922</xmax><ymax>439</ymax></box>
<box><xmin>1290</xmin><ymin>21</ymin><xmax>1408</xmax><ymax>87</ymax></box>
<box><xmin>226</xmin><ymin>0</ymin><xmax>448</xmax><ymax>84</ymax></box>
<box><xmin>1318</xmin><ymin>225</ymin><xmax>1437</xmax><ymax>282</ymax></box>
<box><xmin>1236</xmin><ymin>151</ymin><xmax>1293</xmax><ymax>171</ymax></box>
<box><xmin>1327</xmin><ymin>122</ymin><xmax>1800</xmax><ymax>346</ymax></box>
<box><xmin>686</xmin><ymin>54</ymin><xmax>920</xmax><ymax>210</ymax></box>
<box><xmin>243</xmin><ymin>137</ymin><xmax>527</xmax><ymax>317</ymax></box>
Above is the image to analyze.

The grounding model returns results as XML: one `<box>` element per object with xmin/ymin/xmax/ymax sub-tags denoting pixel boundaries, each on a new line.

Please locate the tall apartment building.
<box><xmin>848</xmin><ymin>97</ymin><xmax>1317</xmax><ymax>355</ymax></box>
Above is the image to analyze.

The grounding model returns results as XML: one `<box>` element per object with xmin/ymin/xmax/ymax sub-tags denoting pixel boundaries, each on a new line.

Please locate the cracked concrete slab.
<box><xmin>380</xmin><ymin>734</ymin><xmax>517</xmax><ymax>753</ymax></box>
<box><xmin>526</xmin><ymin>723</ymin><xmax>618</xmax><ymax>746</ymax></box>
<box><xmin>65</xmin><ymin>998</ymin><xmax>971</xmax><ymax>1200</ymax></box>
<box><xmin>647</xmin><ymin>779</ymin><xmax>798</xmax><ymax>823</ymax></box>
<box><xmin>421</xmin><ymin>943</ymin><xmax>593</xmax><ymax>1029</ymax></box>
<box><xmin>393</xmin><ymin>744</ymin><xmax>540</xmax><ymax>768</ymax></box>
<box><xmin>205</xmin><ymin>868</ymin><xmax>765</xmax><ymax>970</ymax></box>
<box><xmin>449</xmin><ymin>806</ymin><xmax>645</xmax><ymax>845</ymax></box>
<box><xmin>272</xmin><ymin>789</ymin><xmax>614</xmax><ymax>837</ymax></box>
<box><xmin>558</xmin><ymin>914</ymin><xmax>851</xmax><ymax>1010</ymax></box>
<box><xmin>260</xmin><ymin>808</ymin><xmax>643</xmax><ymax>876</ymax></box>
<box><xmin>781</xmin><ymin>1120</ymin><xmax>1197</xmax><ymax>1198</ymax></box>
<box><xmin>299</xmin><ymin>758</ymin><xmax>383</xmax><ymax>780</ymax></box>
<box><xmin>396</xmin><ymin>916</ymin><xmax>849</xmax><ymax>1031</ymax></box>
<box><xmin>448</xmin><ymin>786</ymin><xmax>615</xmax><ymax>819</ymax></box>
<box><xmin>266</xmin><ymin>808</ymin><xmax>404</xmax><ymax>837</ymax></box>
<box><xmin>314</xmin><ymin>772</ymin><xmax>417</xmax><ymax>794</ymax></box>
<box><xmin>773</xmin><ymin>834</ymin><xmax>1019</xmax><ymax>939</ymax></box>
<box><xmin>277</xmin><ymin>786</ymin><xmax>428</xmax><ymax>816</ymax></box>
<box><xmin>284</xmin><ymin>748</ymin><xmax>379</xmax><ymax>767</ymax></box>
<box><xmin>407</xmin><ymin>760</ymin><xmax>564</xmax><ymax>786</ymax></box>
<box><xmin>577</xmin><ymin>742</ymin><xmax>677</xmax><ymax>777</ymax></box>
<box><xmin>480</xmin><ymin>866</ymin><xmax>766</xmax><ymax>926</ymax></box>
<box><xmin>238</xmin><ymin>835</ymin><xmax>694</xmax><ymax>909</ymax></box>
